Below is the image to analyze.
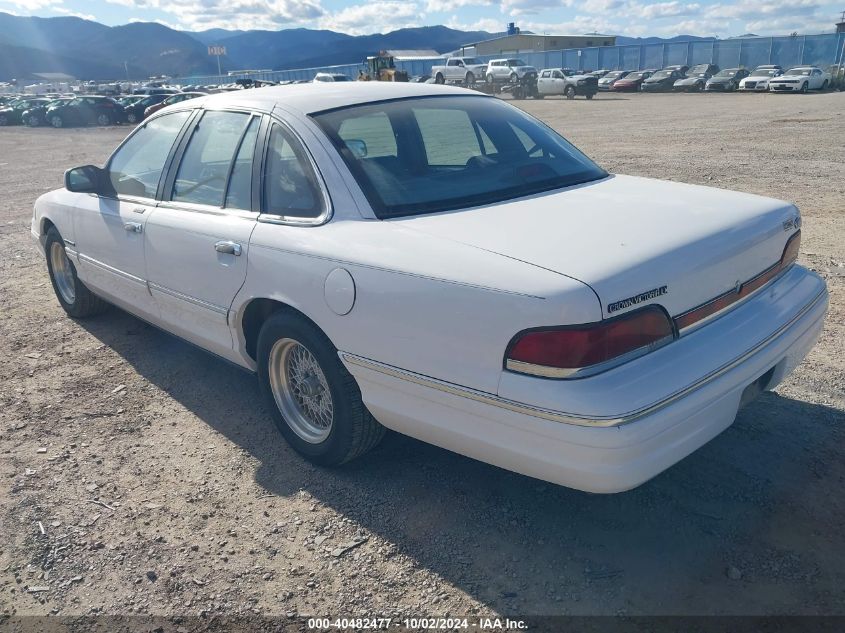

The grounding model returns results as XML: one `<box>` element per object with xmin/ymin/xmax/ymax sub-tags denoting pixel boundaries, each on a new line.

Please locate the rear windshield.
<box><xmin>312</xmin><ymin>95</ymin><xmax>606</xmax><ymax>218</ymax></box>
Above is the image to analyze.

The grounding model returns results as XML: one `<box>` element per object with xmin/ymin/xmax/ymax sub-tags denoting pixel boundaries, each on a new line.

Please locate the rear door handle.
<box><xmin>215</xmin><ymin>240</ymin><xmax>242</xmax><ymax>256</ymax></box>
<box><xmin>123</xmin><ymin>221</ymin><xmax>143</xmax><ymax>233</ymax></box>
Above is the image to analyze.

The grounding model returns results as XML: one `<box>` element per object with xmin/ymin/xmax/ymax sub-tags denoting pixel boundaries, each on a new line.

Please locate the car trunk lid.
<box><xmin>392</xmin><ymin>174</ymin><xmax>799</xmax><ymax>320</ymax></box>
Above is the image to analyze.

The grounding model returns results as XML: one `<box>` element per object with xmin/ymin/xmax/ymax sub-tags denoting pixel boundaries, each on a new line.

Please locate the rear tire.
<box><xmin>127</xmin><ymin>112</ymin><xmax>138</xmax><ymax>123</ymax></box>
<box><xmin>821</xmin><ymin>79</ymin><xmax>828</xmax><ymax>90</ymax></box>
<box><xmin>44</xmin><ymin>228</ymin><xmax>109</xmax><ymax>318</ymax></box>
<box><xmin>0</xmin><ymin>114</ymin><xmax>7</xmax><ymax>126</ymax></box>
<box><xmin>257</xmin><ymin>311</ymin><xmax>385</xmax><ymax>466</ymax></box>
<box><xmin>27</xmin><ymin>114</ymin><xmax>40</xmax><ymax>127</ymax></box>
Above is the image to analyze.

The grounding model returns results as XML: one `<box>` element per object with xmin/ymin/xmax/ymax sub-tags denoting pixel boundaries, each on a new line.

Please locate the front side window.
<box><xmin>172</xmin><ymin>110</ymin><xmax>252</xmax><ymax>206</ymax></box>
<box><xmin>262</xmin><ymin>124</ymin><xmax>324</xmax><ymax>219</ymax></box>
<box><xmin>107</xmin><ymin>110</ymin><xmax>191</xmax><ymax>198</ymax></box>
<box><xmin>313</xmin><ymin>95</ymin><xmax>606</xmax><ymax>218</ymax></box>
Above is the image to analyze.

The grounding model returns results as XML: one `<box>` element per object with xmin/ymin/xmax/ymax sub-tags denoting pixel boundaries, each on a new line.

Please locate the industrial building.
<box><xmin>460</xmin><ymin>24</ymin><xmax>616</xmax><ymax>57</ymax></box>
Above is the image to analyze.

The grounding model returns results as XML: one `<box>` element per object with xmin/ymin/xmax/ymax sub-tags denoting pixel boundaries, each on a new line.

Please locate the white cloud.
<box><xmin>104</xmin><ymin>0</ymin><xmax>325</xmax><ymax>31</ymax></box>
<box><xmin>1</xmin><ymin>0</ymin><xmax>62</xmax><ymax>8</ymax></box>
<box><xmin>53</xmin><ymin>6</ymin><xmax>96</xmax><ymax>20</ymax></box>
<box><xmin>426</xmin><ymin>0</ymin><xmax>491</xmax><ymax>13</ymax></box>
<box><xmin>317</xmin><ymin>1</ymin><xmax>422</xmax><ymax>34</ymax></box>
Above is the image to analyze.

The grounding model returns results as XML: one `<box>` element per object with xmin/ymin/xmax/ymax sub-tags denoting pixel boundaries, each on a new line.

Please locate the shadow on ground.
<box><xmin>78</xmin><ymin>309</ymin><xmax>845</xmax><ymax>615</ymax></box>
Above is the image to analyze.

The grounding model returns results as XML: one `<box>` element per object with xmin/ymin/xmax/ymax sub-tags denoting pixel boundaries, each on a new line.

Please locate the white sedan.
<box><xmin>769</xmin><ymin>66</ymin><xmax>831</xmax><ymax>93</ymax></box>
<box><xmin>738</xmin><ymin>65</ymin><xmax>782</xmax><ymax>92</ymax></box>
<box><xmin>32</xmin><ymin>83</ymin><xmax>828</xmax><ymax>493</ymax></box>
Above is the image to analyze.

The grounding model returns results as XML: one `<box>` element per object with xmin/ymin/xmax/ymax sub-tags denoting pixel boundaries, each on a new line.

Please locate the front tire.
<box><xmin>821</xmin><ymin>79</ymin><xmax>828</xmax><ymax>90</ymax></box>
<box><xmin>565</xmin><ymin>85</ymin><xmax>576</xmax><ymax>99</ymax></box>
<box><xmin>50</xmin><ymin>115</ymin><xmax>64</xmax><ymax>128</ymax></box>
<box><xmin>0</xmin><ymin>114</ymin><xmax>7</xmax><ymax>126</ymax></box>
<box><xmin>27</xmin><ymin>114</ymin><xmax>40</xmax><ymax>127</ymax></box>
<box><xmin>127</xmin><ymin>112</ymin><xmax>138</xmax><ymax>123</ymax></box>
<box><xmin>801</xmin><ymin>82</ymin><xmax>809</xmax><ymax>94</ymax></box>
<box><xmin>485</xmin><ymin>73</ymin><xmax>494</xmax><ymax>84</ymax></box>
<box><xmin>44</xmin><ymin>228</ymin><xmax>109</xmax><ymax>318</ymax></box>
<box><xmin>434</xmin><ymin>73</ymin><xmax>445</xmax><ymax>85</ymax></box>
<box><xmin>464</xmin><ymin>72</ymin><xmax>475</xmax><ymax>87</ymax></box>
<box><xmin>257</xmin><ymin>312</ymin><xmax>385</xmax><ymax>465</ymax></box>
<box><xmin>586</xmin><ymin>93</ymin><xmax>594</xmax><ymax>100</ymax></box>
<box><xmin>96</xmin><ymin>113</ymin><xmax>111</xmax><ymax>126</ymax></box>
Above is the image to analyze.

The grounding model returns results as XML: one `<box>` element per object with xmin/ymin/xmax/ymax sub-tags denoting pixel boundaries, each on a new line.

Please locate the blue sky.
<box><xmin>0</xmin><ymin>0</ymin><xmax>841</xmax><ymax>36</ymax></box>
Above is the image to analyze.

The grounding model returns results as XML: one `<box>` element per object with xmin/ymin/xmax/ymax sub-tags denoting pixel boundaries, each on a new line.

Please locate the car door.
<box><xmin>811</xmin><ymin>69</ymin><xmax>822</xmax><ymax>89</ymax></box>
<box><xmin>537</xmin><ymin>70</ymin><xmax>551</xmax><ymax>94</ymax></box>
<box><xmin>551</xmin><ymin>70</ymin><xmax>566</xmax><ymax>94</ymax></box>
<box><xmin>72</xmin><ymin>110</ymin><xmax>193</xmax><ymax>321</ymax></box>
<box><xmin>144</xmin><ymin>109</ymin><xmax>262</xmax><ymax>359</ymax></box>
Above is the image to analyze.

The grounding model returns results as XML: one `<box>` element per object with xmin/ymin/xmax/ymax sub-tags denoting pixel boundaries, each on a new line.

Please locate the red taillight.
<box><xmin>506</xmin><ymin>306</ymin><xmax>674</xmax><ymax>378</ymax></box>
<box><xmin>674</xmin><ymin>230</ymin><xmax>801</xmax><ymax>331</ymax></box>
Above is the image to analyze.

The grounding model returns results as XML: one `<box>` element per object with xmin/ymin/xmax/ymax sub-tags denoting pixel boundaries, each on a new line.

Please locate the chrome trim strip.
<box><xmin>78</xmin><ymin>253</ymin><xmax>146</xmax><ymax>286</ymax></box>
<box><xmin>341</xmin><ymin>287</ymin><xmax>826</xmax><ymax>428</ymax></box>
<box><xmin>148</xmin><ymin>282</ymin><xmax>229</xmax><ymax>316</ymax></box>
<box><xmin>677</xmin><ymin>264</ymin><xmax>794</xmax><ymax>336</ymax></box>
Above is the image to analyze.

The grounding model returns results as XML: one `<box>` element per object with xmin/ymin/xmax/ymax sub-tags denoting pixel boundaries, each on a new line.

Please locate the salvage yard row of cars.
<box><xmin>0</xmin><ymin>91</ymin><xmax>211</xmax><ymax>127</ymax></box>
<box><xmin>598</xmin><ymin>63</ymin><xmax>832</xmax><ymax>92</ymax></box>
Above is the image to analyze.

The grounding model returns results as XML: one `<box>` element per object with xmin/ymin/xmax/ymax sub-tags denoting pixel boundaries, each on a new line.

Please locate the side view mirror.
<box><xmin>64</xmin><ymin>165</ymin><xmax>106</xmax><ymax>194</ymax></box>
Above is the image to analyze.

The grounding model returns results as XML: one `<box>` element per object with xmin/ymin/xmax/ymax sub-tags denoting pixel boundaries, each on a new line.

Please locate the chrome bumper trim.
<box><xmin>341</xmin><ymin>287</ymin><xmax>826</xmax><ymax>428</ymax></box>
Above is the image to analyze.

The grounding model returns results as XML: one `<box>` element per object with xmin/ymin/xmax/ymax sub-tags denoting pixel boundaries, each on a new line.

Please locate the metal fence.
<box><xmin>182</xmin><ymin>33</ymin><xmax>845</xmax><ymax>85</ymax></box>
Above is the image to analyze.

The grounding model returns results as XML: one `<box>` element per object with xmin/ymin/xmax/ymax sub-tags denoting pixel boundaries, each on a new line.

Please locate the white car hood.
<box><xmin>393</xmin><ymin>174</ymin><xmax>799</xmax><ymax>318</ymax></box>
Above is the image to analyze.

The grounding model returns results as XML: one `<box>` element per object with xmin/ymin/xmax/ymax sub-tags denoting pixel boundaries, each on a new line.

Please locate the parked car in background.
<box><xmin>664</xmin><ymin>64</ymin><xmax>690</xmax><ymax>74</ymax></box>
<box><xmin>431</xmin><ymin>57</ymin><xmax>488</xmax><ymax>85</ymax></box>
<box><xmin>0</xmin><ymin>97</ymin><xmax>51</xmax><ymax>126</ymax></box>
<box><xmin>537</xmin><ymin>68</ymin><xmax>598</xmax><ymax>99</ymax></box>
<box><xmin>642</xmin><ymin>68</ymin><xmax>685</xmax><ymax>92</ymax></box>
<box><xmin>124</xmin><ymin>93</ymin><xmax>168</xmax><ymax>124</ymax></box>
<box><xmin>769</xmin><ymin>66</ymin><xmax>830</xmax><ymax>93</ymax></box>
<box><xmin>673</xmin><ymin>63</ymin><xmax>719</xmax><ymax>91</ymax></box>
<box><xmin>22</xmin><ymin>97</ymin><xmax>72</xmax><ymax>127</ymax></box>
<box><xmin>597</xmin><ymin>70</ymin><xmax>630</xmax><ymax>91</ymax></box>
<box><xmin>34</xmin><ymin>83</ymin><xmax>827</xmax><ymax>493</ymax></box>
<box><xmin>144</xmin><ymin>92</ymin><xmax>207</xmax><ymax>118</ymax></box>
<box><xmin>610</xmin><ymin>70</ymin><xmax>655</xmax><ymax>91</ymax></box>
<box><xmin>485</xmin><ymin>59</ymin><xmax>538</xmax><ymax>84</ymax></box>
<box><xmin>738</xmin><ymin>65</ymin><xmax>783</xmax><ymax>92</ymax></box>
<box><xmin>118</xmin><ymin>95</ymin><xmax>145</xmax><ymax>107</ymax></box>
<box><xmin>705</xmin><ymin>68</ymin><xmax>750</xmax><ymax>91</ymax></box>
<box><xmin>45</xmin><ymin>96</ymin><xmax>125</xmax><ymax>128</ymax></box>
<box><xmin>590</xmin><ymin>69</ymin><xmax>611</xmax><ymax>78</ymax></box>
<box><xmin>314</xmin><ymin>73</ymin><xmax>353</xmax><ymax>82</ymax></box>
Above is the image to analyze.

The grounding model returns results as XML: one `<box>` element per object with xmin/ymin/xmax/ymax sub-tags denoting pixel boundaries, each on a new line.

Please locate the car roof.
<box><xmin>195</xmin><ymin>82</ymin><xmax>482</xmax><ymax>116</ymax></box>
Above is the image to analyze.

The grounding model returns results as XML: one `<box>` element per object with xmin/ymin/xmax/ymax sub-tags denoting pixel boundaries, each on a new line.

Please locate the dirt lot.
<box><xmin>0</xmin><ymin>91</ymin><xmax>843</xmax><ymax>623</ymax></box>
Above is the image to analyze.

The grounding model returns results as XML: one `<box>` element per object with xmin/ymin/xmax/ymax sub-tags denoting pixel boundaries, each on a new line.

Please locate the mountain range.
<box><xmin>0</xmin><ymin>11</ymin><xmax>718</xmax><ymax>82</ymax></box>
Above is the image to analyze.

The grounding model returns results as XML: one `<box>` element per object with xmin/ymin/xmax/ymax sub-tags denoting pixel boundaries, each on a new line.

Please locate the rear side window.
<box><xmin>172</xmin><ymin>110</ymin><xmax>251</xmax><ymax>206</ymax></box>
<box><xmin>107</xmin><ymin>110</ymin><xmax>191</xmax><ymax>198</ymax></box>
<box><xmin>262</xmin><ymin>124</ymin><xmax>324</xmax><ymax>219</ymax></box>
<box><xmin>225</xmin><ymin>117</ymin><xmax>260</xmax><ymax>210</ymax></box>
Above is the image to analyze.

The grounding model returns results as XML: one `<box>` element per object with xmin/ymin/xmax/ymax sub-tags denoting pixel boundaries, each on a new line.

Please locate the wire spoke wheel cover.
<box><xmin>50</xmin><ymin>241</ymin><xmax>76</xmax><ymax>304</ymax></box>
<box><xmin>268</xmin><ymin>338</ymin><xmax>334</xmax><ymax>444</ymax></box>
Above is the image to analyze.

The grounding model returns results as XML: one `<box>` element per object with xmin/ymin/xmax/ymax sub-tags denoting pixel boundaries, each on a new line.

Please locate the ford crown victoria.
<box><xmin>32</xmin><ymin>83</ymin><xmax>828</xmax><ymax>493</ymax></box>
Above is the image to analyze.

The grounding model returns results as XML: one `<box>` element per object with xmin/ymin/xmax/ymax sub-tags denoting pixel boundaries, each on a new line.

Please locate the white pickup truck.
<box><xmin>431</xmin><ymin>57</ymin><xmax>487</xmax><ymax>85</ymax></box>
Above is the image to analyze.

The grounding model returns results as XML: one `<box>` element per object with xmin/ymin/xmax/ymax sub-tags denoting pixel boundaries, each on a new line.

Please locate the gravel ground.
<box><xmin>0</xmin><ymin>91</ymin><xmax>843</xmax><ymax>623</ymax></box>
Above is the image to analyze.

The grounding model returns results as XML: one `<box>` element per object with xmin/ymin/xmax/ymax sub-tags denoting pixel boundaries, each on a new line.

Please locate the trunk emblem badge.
<box><xmin>607</xmin><ymin>285</ymin><xmax>668</xmax><ymax>314</ymax></box>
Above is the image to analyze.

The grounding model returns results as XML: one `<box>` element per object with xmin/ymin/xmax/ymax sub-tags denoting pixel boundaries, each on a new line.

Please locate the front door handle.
<box><xmin>215</xmin><ymin>240</ymin><xmax>242</xmax><ymax>256</ymax></box>
<box><xmin>123</xmin><ymin>221</ymin><xmax>143</xmax><ymax>233</ymax></box>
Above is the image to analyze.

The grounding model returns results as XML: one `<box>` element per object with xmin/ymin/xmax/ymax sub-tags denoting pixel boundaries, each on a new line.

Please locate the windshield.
<box><xmin>785</xmin><ymin>68</ymin><xmax>811</xmax><ymax>76</ymax></box>
<box><xmin>604</xmin><ymin>71</ymin><xmax>624</xmax><ymax>79</ymax></box>
<box><xmin>714</xmin><ymin>70</ymin><xmax>737</xmax><ymax>78</ymax></box>
<box><xmin>651</xmin><ymin>70</ymin><xmax>672</xmax><ymax>79</ymax></box>
<box><xmin>752</xmin><ymin>68</ymin><xmax>778</xmax><ymax>76</ymax></box>
<box><xmin>624</xmin><ymin>72</ymin><xmax>643</xmax><ymax>80</ymax></box>
<box><xmin>688</xmin><ymin>65</ymin><xmax>710</xmax><ymax>76</ymax></box>
<box><xmin>313</xmin><ymin>95</ymin><xmax>607</xmax><ymax>218</ymax></box>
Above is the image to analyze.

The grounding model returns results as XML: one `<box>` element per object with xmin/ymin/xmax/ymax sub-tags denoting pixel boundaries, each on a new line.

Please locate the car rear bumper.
<box><xmin>342</xmin><ymin>266</ymin><xmax>827</xmax><ymax>493</ymax></box>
